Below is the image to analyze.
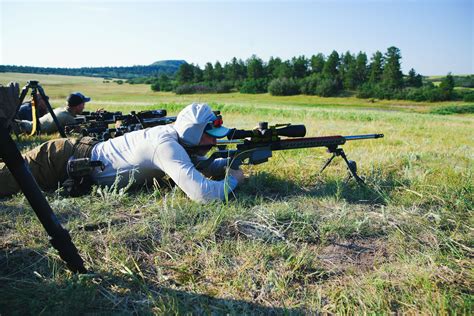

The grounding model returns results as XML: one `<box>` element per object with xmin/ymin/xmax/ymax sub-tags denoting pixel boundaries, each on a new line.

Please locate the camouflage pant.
<box><xmin>0</xmin><ymin>138</ymin><xmax>75</xmax><ymax>196</ymax></box>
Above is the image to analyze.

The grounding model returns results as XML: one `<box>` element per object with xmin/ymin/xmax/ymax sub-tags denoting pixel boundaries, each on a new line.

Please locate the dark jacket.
<box><xmin>17</xmin><ymin>102</ymin><xmax>47</xmax><ymax>121</ymax></box>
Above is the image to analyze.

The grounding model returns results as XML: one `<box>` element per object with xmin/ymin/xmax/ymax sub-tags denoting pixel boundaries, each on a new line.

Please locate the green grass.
<box><xmin>0</xmin><ymin>73</ymin><xmax>473</xmax><ymax>314</ymax></box>
<box><xmin>430</xmin><ymin>104</ymin><xmax>474</xmax><ymax>115</ymax></box>
<box><xmin>2</xmin><ymin>72</ymin><xmax>473</xmax><ymax>115</ymax></box>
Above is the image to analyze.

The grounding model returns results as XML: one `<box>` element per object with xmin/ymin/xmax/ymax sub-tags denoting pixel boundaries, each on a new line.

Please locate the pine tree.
<box><xmin>291</xmin><ymin>55</ymin><xmax>309</xmax><ymax>79</ymax></box>
<box><xmin>354</xmin><ymin>52</ymin><xmax>368</xmax><ymax>87</ymax></box>
<box><xmin>266</xmin><ymin>56</ymin><xmax>283</xmax><ymax>79</ymax></box>
<box><xmin>237</xmin><ymin>59</ymin><xmax>247</xmax><ymax>81</ymax></box>
<box><xmin>203</xmin><ymin>62</ymin><xmax>214</xmax><ymax>83</ymax></box>
<box><xmin>341</xmin><ymin>51</ymin><xmax>357</xmax><ymax>89</ymax></box>
<box><xmin>246</xmin><ymin>55</ymin><xmax>265</xmax><ymax>80</ymax></box>
<box><xmin>176</xmin><ymin>63</ymin><xmax>194</xmax><ymax>84</ymax></box>
<box><xmin>276</xmin><ymin>60</ymin><xmax>293</xmax><ymax>78</ymax></box>
<box><xmin>224</xmin><ymin>58</ymin><xmax>238</xmax><ymax>82</ymax></box>
<box><xmin>214</xmin><ymin>61</ymin><xmax>224</xmax><ymax>82</ymax></box>
<box><xmin>158</xmin><ymin>74</ymin><xmax>172</xmax><ymax>91</ymax></box>
<box><xmin>382</xmin><ymin>46</ymin><xmax>403</xmax><ymax>89</ymax></box>
<box><xmin>368</xmin><ymin>51</ymin><xmax>384</xmax><ymax>83</ymax></box>
<box><xmin>310</xmin><ymin>53</ymin><xmax>325</xmax><ymax>74</ymax></box>
<box><xmin>406</xmin><ymin>68</ymin><xmax>423</xmax><ymax>87</ymax></box>
<box><xmin>322</xmin><ymin>50</ymin><xmax>340</xmax><ymax>80</ymax></box>
<box><xmin>440</xmin><ymin>72</ymin><xmax>455</xmax><ymax>100</ymax></box>
<box><xmin>193</xmin><ymin>65</ymin><xmax>203</xmax><ymax>83</ymax></box>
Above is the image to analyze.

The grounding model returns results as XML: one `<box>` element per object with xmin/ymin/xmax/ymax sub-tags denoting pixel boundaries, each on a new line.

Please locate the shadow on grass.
<box><xmin>240</xmin><ymin>171</ymin><xmax>405</xmax><ymax>205</ymax></box>
<box><xmin>0</xmin><ymin>248</ymin><xmax>308</xmax><ymax>315</ymax></box>
<box><xmin>0</xmin><ymin>200</ymin><xmax>28</xmax><ymax>216</ymax></box>
<box><xmin>0</xmin><ymin>194</ymin><xmax>83</xmax><ymax>225</ymax></box>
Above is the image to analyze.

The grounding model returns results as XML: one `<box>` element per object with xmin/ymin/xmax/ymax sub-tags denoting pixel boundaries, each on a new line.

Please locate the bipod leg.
<box><xmin>338</xmin><ymin>149</ymin><xmax>365</xmax><ymax>185</ymax></box>
<box><xmin>0</xmin><ymin>124</ymin><xmax>87</xmax><ymax>273</ymax></box>
<box><xmin>320</xmin><ymin>152</ymin><xmax>337</xmax><ymax>174</ymax></box>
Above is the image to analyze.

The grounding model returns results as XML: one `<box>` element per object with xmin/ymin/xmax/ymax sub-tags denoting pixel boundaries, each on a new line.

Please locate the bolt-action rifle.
<box><xmin>192</xmin><ymin>122</ymin><xmax>384</xmax><ymax>184</ymax></box>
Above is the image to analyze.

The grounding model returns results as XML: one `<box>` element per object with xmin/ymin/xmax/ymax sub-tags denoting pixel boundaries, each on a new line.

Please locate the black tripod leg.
<box><xmin>0</xmin><ymin>125</ymin><xmax>86</xmax><ymax>273</ymax></box>
<box><xmin>37</xmin><ymin>85</ymin><xmax>67</xmax><ymax>138</ymax></box>
<box><xmin>17</xmin><ymin>85</ymin><xmax>30</xmax><ymax>110</ymax></box>
<box><xmin>16</xmin><ymin>84</ymin><xmax>30</xmax><ymax>117</ymax></box>
<box><xmin>339</xmin><ymin>149</ymin><xmax>365</xmax><ymax>185</ymax></box>
<box><xmin>10</xmin><ymin>84</ymin><xmax>30</xmax><ymax>141</ymax></box>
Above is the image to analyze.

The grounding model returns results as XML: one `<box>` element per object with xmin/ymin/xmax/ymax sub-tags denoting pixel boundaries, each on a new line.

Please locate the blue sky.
<box><xmin>1</xmin><ymin>0</ymin><xmax>472</xmax><ymax>75</ymax></box>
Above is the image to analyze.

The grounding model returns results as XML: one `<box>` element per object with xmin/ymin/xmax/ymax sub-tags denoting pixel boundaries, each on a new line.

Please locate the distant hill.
<box><xmin>150</xmin><ymin>60</ymin><xmax>187</xmax><ymax>68</ymax></box>
<box><xmin>0</xmin><ymin>60</ymin><xmax>187</xmax><ymax>79</ymax></box>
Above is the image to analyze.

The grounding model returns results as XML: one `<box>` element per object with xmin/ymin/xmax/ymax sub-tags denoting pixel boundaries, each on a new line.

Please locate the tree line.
<box><xmin>143</xmin><ymin>47</ymin><xmax>473</xmax><ymax>102</ymax></box>
<box><xmin>0</xmin><ymin>61</ymin><xmax>185</xmax><ymax>79</ymax></box>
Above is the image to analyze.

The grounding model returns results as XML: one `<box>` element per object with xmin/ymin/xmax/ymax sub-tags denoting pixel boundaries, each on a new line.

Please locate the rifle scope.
<box><xmin>227</xmin><ymin>123</ymin><xmax>306</xmax><ymax>140</ymax></box>
<box><xmin>132</xmin><ymin>109</ymin><xmax>167</xmax><ymax>118</ymax></box>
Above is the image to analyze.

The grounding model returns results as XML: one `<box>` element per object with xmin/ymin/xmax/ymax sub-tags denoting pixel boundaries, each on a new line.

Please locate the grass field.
<box><xmin>0</xmin><ymin>73</ymin><xmax>473</xmax><ymax>314</ymax></box>
<box><xmin>2</xmin><ymin>72</ymin><xmax>472</xmax><ymax>114</ymax></box>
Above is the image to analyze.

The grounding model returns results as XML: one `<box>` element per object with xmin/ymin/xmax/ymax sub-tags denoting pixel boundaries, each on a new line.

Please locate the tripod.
<box><xmin>17</xmin><ymin>80</ymin><xmax>67</xmax><ymax>138</ymax></box>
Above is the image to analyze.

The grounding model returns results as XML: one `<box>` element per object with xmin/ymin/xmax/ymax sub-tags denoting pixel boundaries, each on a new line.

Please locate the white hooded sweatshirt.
<box><xmin>90</xmin><ymin>103</ymin><xmax>238</xmax><ymax>202</ymax></box>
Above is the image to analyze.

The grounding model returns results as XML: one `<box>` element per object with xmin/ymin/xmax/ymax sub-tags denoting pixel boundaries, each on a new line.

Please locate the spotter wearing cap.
<box><xmin>67</xmin><ymin>92</ymin><xmax>91</xmax><ymax>107</ymax></box>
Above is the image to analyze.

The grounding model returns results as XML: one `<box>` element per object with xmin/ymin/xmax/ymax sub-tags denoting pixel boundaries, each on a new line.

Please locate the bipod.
<box><xmin>320</xmin><ymin>146</ymin><xmax>366</xmax><ymax>185</ymax></box>
<box><xmin>18</xmin><ymin>80</ymin><xmax>67</xmax><ymax>137</ymax></box>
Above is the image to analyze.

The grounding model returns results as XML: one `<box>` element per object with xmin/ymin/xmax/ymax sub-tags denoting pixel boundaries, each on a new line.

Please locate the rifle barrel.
<box><xmin>343</xmin><ymin>134</ymin><xmax>384</xmax><ymax>141</ymax></box>
<box><xmin>234</xmin><ymin>134</ymin><xmax>383</xmax><ymax>151</ymax></box>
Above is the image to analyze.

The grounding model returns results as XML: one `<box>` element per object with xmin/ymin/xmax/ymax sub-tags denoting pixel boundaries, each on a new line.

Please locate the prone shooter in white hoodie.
<box><xmin>0</xmin><ymin>103</ymin><xmax>245</xmax><ymax>202</ymax></box>
<box><xmin>90</xmin><ymin>103</ymin><xmax>245</xmax><ymax>202</ymax></box>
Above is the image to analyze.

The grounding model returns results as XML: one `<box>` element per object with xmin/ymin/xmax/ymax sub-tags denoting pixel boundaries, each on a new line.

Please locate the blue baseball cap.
<box><xmin>67</xmin><ymin>92</ymin><xmax>91</xmax><ymax>107</ymax></box>
<box><xmin>204</xmin><ymin>112</ymin><xmax>230</xmax><ymax>138</ymax></box>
